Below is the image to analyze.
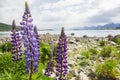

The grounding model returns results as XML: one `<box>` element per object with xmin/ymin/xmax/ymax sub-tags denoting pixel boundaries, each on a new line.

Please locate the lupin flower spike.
<box><xmin>20</xmin><ymin>1</ymin><xmax>40</xmax><ymax>80</ymax></box>
<box><xmin>44</xmin><ymin>39</ymin><xmax>54</xmax><ymax>76</ymax></box>
<box><xmin>34</xmin><ymin>26</ymin><xmax>40</xmax><ymax>50</ymax></box>
<box><xmin>11</xmin><ymin>20</ymin><xmax>22</xmax><ymax>61</ymax></box>
<box><xmin>55</xmin><ymin>27</ymin><xmax>67</xmax><ymax>80</ymax></box>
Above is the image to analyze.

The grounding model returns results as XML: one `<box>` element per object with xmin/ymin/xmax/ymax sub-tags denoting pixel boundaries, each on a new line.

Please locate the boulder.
<box><xmin>99</xmin><ymin>57</ymin><xmax>104</xmax><ymax>62</ymax></box>
<box><xmin>74</xmin><ymin>54</ymin><xmax>84</xmax><ymax>60</ymax></box>
<box><xmin>70</xmin><ymin>77</ymin><xmax>76</xmax><ymax>80</ymax></box>
<box><xmin>68</xmin><ymin>59</ymin><xmax>77</xmax><ymax>67</ymax></box>
<box><xmin>109</xmin><ymin>41</ymin><xmax>117</xmax><ymax>46</ymax></box>
<box><xmin>69</xmin><ymin>39</ymin><xmax>78</xmax><ymax>45</ymax></box>
<box><xmin>69</xmin><ymin>69</ymin><xmax>78</xmax><ymax>77</ymax></box>
<box><xmin>75</xmin><ymin>72</ymin><xmax>89</xmax><ymax>80</ymax></box>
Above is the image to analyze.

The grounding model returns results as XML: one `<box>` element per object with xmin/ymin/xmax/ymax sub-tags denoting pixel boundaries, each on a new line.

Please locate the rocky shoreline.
<box><xmin>1</xmin><ymin>33</ymin><xmax>120</xmax><ymax>80</ymax></box>
<box><xmin>66</xmin><ymin>35</ymin><xmax>120</xmax><ymax>80</ymax></box>
<box><xmin>31</xmin><ymin>33</ymin><xmax>120</xmax><ymax>80</ymax></box>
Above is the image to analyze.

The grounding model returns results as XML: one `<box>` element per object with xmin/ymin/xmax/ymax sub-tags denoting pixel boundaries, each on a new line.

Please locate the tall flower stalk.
<box><xmin>34</xmin><ymin>26</ymin><xmax>40</xmax><ymax>51</ymax></box>
<box><xmin>20</xmin><ymin>2</ymin><xmax>40</xmax><ymax>80</ymax></box>
<box><xmin>44</xmin><ymin>39</ymin><xmax>54</xmax><ymax>76</ymax></box>
<box><xmin>55</xmin><ymin>27</ymin><xmax>67</xmax><ymax>80</ymax></box>
<box><xmin>11</xmin><ymin>20</ymin><xmax>22</xmax><ymax>62</ymax></box>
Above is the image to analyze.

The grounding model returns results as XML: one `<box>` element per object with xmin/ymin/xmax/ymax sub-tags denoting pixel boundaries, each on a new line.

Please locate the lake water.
<box><xmin>0</xmin><ymin>30</ymin><xmax>120</xmax><ymax>38</ymax></box>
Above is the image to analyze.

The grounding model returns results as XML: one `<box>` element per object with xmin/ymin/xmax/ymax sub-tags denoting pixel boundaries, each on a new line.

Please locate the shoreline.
<box><xmin>0</xmin><ymin>33</ymin><xmax>118</xmax><ymax>41</ymax></box>
<box><xmin>0</xmin><ymin>33</ymin><xmax>120</xmax><ymax>80</ymax></box>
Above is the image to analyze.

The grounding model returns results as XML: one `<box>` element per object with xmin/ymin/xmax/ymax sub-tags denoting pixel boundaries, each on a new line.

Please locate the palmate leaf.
<box><xmin>32</xmin><ymin>73</ymin><xmax>43</xmax><ymax>80</ymax></box>
<box><xmin>32</xmin><ymin>63</ymin><xmax>54</xmax><ymax>80</ymax></box>
<box><xmin>4</xmin><ymin>69</ymin><xmax>11</xmax><ymax>79</ymax></box>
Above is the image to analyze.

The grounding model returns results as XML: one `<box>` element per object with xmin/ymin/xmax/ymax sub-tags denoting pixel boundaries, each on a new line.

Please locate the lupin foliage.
<box><xmin>44</xmin><ymin>39</ymin><xmax>54</xmax><ymax>76</ymax></box>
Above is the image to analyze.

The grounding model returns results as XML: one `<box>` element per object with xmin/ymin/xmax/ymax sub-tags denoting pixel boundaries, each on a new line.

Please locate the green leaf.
<box><xmin>4</xmin><ymin>69</ymin><xmax>11</xmax><ymax>79</ymax></box>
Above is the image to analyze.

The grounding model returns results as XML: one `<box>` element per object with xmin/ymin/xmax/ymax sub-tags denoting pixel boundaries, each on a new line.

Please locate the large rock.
<box><xmin>106</xmin><ymin>34</ymin><xmax>113</xmax><ymax>40</ymax></box>
<box><xmin>69</xmin><ymin>69</ymin><xmax>78</xmax><ymax>77</ymax></box>
<box><xmin>88</xmin><ymin>70</ymin><xmax>97</xmax><ymax>80</ymax></box>
<box><xmin>99</xmin><ymin>57</ymin><xmax>104</xmax><ymax>62</ymax></box>
<box><xmin>68</xmin><ymin>58</ymin><xmax>77</xmax><ymax>67</ymax></box>
<box><xmin>76</xmin><ymin>45</ymin><xmax>82</xmax><ymax>49</ymax></box>
<box><xmin>114</xmin><ymin>35</ymin><xmax>120</xmax><ymax>39</ymax></box>
<box><xmin>70</xmin><ymin>77</ymin><xmax>76</xmax><ymax>80</ymax></box>
<box><xmin>75</xmin><ymin>72</ymin><xmax>89</xmax><ymax>80</ymax></box>
<box><xmin>109</xmin><ymin>41</ymin><xmax>117</xmax><ymax>46</ymax></box>
<box><xmin>74</xmin><ymin>54</ymin><xmax>84</xmax><ymax>60</ymax></box>
<box><xmin>75</xmin><ymin>38</ymin><xmax>80</xmax><ymax>42</ymax></box>
<box><xmin>69</xmin><ymin>39</ymin><xmax>78</xmax><ymax>45</ymax></box>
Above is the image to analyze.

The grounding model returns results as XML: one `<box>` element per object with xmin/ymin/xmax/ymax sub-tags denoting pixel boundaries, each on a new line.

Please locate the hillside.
<box><xmin>0</xmin><ymin>23</ymin><xmax>20</xmax><ymax>31</ymax></box>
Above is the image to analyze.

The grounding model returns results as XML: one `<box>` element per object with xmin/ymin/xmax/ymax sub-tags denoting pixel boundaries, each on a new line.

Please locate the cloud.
<box><xmin>0</xmin><ymin>0</ymin><xmax>120</xmax><ymax>29</ymax></box>
<box><xmin>0</xmin><ymin>0</ymin><xmax>35</xmax><ymax>24</ymax></box>
<box><xmin>87</xmin><ymin>7</ymin><xmax>120</xmax><ymax>25</ymax></box>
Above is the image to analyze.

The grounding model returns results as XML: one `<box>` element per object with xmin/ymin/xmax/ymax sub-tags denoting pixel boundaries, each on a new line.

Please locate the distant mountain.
<box><xmin>72</xmin><ymin>23</ymin><xmax>120</xmax><ymax>30</ymax></box>
<box><xmin>0</xmin><ymin>23</ymin><xmax>55</xmax><ymax>31</ymax></box>
<box><xmin>38</xmin><ymin>29</ymin><xmax>54</xmax><ymax>31</ymax></box>
<box><xmin>0</xmin><ymin>23</ymin><xmax>20</xmax><ymax>31</ymax></box>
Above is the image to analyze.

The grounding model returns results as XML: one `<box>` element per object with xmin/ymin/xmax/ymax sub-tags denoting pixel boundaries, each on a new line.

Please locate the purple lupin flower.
<box><xmin>34</xmin><ymin>26</ymin><xmax>40</xmax><ymax>50</ymax></box>
<box><xmin>44</xmin><ymin>39</ymin><xmax>54</xmax><ymax>76</ymax></box>
<box><xmin>11</xmin><ymin>20</ymin><xmax>22</xmax><ymax>61</ymax></box>
<box><xmin>20</xmin><ymin>2</ymin><xmax>40</xmax><ymax>80</ymax></box>
<box><xmin>55</xmin><ymin>27</ymin><xmax>67</xmax><ymax>80</ymax></box>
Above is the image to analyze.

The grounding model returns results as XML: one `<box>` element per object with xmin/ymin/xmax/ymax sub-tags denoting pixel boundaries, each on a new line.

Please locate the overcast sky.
<box><xmin>0</xmin><ymin>0</ymin><xmax>120</xmax><ymax>29</ymax></box>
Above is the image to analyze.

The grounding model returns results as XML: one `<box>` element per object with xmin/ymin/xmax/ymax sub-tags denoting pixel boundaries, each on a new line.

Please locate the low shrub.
<box><xmin>100</xmin><ymin>46</ymin><xmax>118</xmax><ymax>58</ymax></box>
<box><xmin>89</xmin><ymin>48</ymin><xmax>99</xmax><ymax>55</ymax></box>
<box><xmin>112</xmin><ymin>37</ymin><xmax>120</xmax><ymax>45</ymax></box>
<box><xmin>40</xmin><ymin>41</ymin><xmax>51</xmax><ymax>64</ymax></box>
<box><xmin>40</xmin><ymin>41</ymin><xmax>57</xmax><ymax>64</ymax></box>
<box><xmin>96</xmin><ymin>59</ymin><xmax>119</xmax><ymax>80</ymax></box>
<box><xmin>79</xmin><ymin>59</ymin><xmax>89</xmax><ymax>67</ymax></box>
<box><xmin>0</xmin><ymin>42</ymin><xmax>12</xmax><ymax>52</ymax></box>
<box><xmin>99</xmin><ymin>40</ymin><xmax>106</xmax><ymax>46</ymax></box>
<box><xmin>80</xmin><ymin>50</ymin><xmax>91</xmax><ymax>59</ymax></box>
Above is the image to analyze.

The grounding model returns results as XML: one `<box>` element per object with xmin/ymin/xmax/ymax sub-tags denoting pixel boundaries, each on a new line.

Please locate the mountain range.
<box><xmin>0</xmin><ymin>23</ymin><xmax>53</xmax><ymax>31</ymax></box>
<box><xmin>0</xmin><ymin>22</ymin><xmax>120</xmax><ymax>31</ymax></box>
<box><xmin>71</xmin><ymin>23</ymin><xmax>120</xmax><ymax>30</ymax></box>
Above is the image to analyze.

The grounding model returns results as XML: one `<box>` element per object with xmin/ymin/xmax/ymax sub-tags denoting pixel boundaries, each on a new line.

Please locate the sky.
<box><xmin>0</xmin><ymin>0</ymin><xmax>120</xmax><ymax>29</ymax></box>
